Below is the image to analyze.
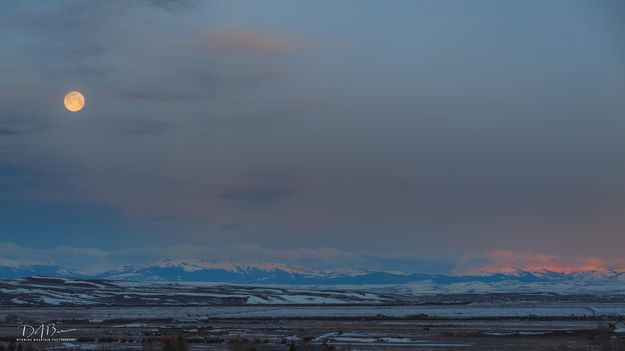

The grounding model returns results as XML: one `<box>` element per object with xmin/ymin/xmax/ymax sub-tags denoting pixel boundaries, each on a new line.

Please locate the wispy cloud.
<box><xmin>197</xmin><ymin>31</ymin><xmax>295</xmax><ymax>55</ymax></box>
<box><xmin>219</xmin><ymin>186</ymin><xmax>292</xmax><ymax>205</ymax></box>
<box><xmin>0</xmin><ymin>127</ymin><xmax>18</xmax><ymax>135</ymax></box>
<box><xmin>145</xmin><ymin>0</ymin><xmax>197</xmax><ymax>12</ymax></box>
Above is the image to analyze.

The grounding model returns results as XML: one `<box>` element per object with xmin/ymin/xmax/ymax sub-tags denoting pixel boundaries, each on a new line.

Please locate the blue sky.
<box><xmin>1</xmin><ymin>0</ymin><xmax>625</xmax><ymax>272</ymax></box>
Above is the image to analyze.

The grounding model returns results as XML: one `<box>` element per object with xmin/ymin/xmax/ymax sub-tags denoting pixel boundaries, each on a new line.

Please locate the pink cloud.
<box><xmin>195</xmin><ymin>31</ymin><xmax>294</xmax><ymax>54</ymax></box>
<box><xmin>456</xmin><ymin>250</ymin><xmax>625</xmax><ymax>274</ymax></box>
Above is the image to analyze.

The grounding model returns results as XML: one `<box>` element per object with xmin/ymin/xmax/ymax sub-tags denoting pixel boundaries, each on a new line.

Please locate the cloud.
<box><xmin>0</xmin><ymin>125</ymin><xmax>46</xmax><ymax>136</ymax></box>
<box><xmin>121</xmin><ymin>91</ymin><xmax>215</xmax><ymax>102</ymax></box>
<box><xmin>0</xmin><ymin>1</ymin><xmax>301</xmax><ymax>227</ymax></box>
<box><xmin>145</xmin><ymin>0</ymin><xmax>197</xmax><ymax>12</ymax></box>
<box><xmin>0</xmin><ymin>242</ymin><xmax>107</xmax><ymax>270</ymax></box>
<box><xmin>198</xmin><ymin>31</ymin><xmax>294</xmax><ymax>55</ymax></box>
<box><xmin>219</xmin><ymin>222</ymin><xmax>247</xmax><ymax>231</ymax></box>
<box><xmin>0</xmin><ymin>127</ymin><xmax>18</xmax><ymax>135</ymax></box>
<box><xmin>94</xmin><ymin>117</ymin><xmax>177</xmax><ymax>136</ymax></box>
<box><xmin>456</xmin><ymin>250</ymin><xmax>625</xmax><ymax>274</ymax></box>
<box><xmin>0</xmin><ymin>161</ymin><xmax>71</xmax><ymax>197</ymax></box>
<box><xmin>219</xmin><ymin>186</ymin><xmax>292</xmax><ymax>204</ymax></box>
<box><xmin>0</xmin><ymin>257</ymin><xmax>19</xmax><ymax>267</ymax></box>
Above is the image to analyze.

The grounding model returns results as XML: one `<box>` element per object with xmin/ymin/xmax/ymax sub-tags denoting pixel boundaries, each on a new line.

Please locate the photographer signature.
<box><xmin>19</xmin><ymin>324</ymin><xmax>77</xmax><ymax>339</ymax></box>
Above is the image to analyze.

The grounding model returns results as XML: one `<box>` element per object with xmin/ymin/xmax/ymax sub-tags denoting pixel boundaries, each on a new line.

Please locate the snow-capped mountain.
<box><xmin>0</xmin><ymin>264</ymin><xmax>73</xmax><ymax>279</ymax></box>
<box><xmin>1</xmin><ymin>260</ymin><xmax>625</xmax><ymax>290</ymax></box>
<box><xmin>94</xmin><ymin>259</ymin><xmax>327</xmax><ymax>283</ymax></box>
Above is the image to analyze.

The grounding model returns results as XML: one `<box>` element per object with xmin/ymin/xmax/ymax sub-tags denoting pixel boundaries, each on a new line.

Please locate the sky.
<box><xmin>1</xmin><ymin>0</ymin><xmax>625</xmax><ymax>274</ymax></box>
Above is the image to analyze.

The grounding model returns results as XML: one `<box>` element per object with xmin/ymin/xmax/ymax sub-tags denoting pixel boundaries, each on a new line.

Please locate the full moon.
<box><xmin>64</xmin><ymin>91</ymin><xmax>85</xmax><ymax>112</ymax></box>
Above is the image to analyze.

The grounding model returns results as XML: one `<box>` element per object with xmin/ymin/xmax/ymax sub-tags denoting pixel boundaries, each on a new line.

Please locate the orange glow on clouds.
<box><xmin>195</xmin><ymin>31</ymin><xmax>293</xmax><ymax>54</ymax></box>
<box><xmin>457</xmin><ymin>250</ymin><xmax>625</xmax><ymax>274</ymax></box>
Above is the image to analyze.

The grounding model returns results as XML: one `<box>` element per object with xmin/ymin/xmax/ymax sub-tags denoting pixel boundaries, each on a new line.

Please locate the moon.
<box><xmin>64</xmin><ymin>91</ymin><xmax>85</xmax><ymax>112</ymax></box>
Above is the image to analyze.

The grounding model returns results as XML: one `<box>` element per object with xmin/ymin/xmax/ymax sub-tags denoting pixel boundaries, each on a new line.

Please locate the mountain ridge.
<box><xmin>2</xmin><ymin>261</ymin><xmax>625</xmax><ymax>287</ymax></box>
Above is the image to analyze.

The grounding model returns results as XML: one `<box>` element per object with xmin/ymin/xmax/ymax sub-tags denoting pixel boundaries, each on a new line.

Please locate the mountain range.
<box><xmin>2</xmin><ymin>260</ymin><xmax>625</xmax><ymax>290</ymax></box>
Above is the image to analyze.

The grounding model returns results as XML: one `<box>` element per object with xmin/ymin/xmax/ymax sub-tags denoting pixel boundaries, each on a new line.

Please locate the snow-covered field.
<box><xmin>3</xmin><ymin>277</ymin><xmax>625</xmax><ymax>308</ymax></box>
<box><xmin>2</xmin><ymin>277</ymin><xmax>625</xmax><ymax>351</ymax></box>
<box><xmin>0</xmin><ymin>277</ymin><xmax>405</xmax><ymax>306</ymax></box>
